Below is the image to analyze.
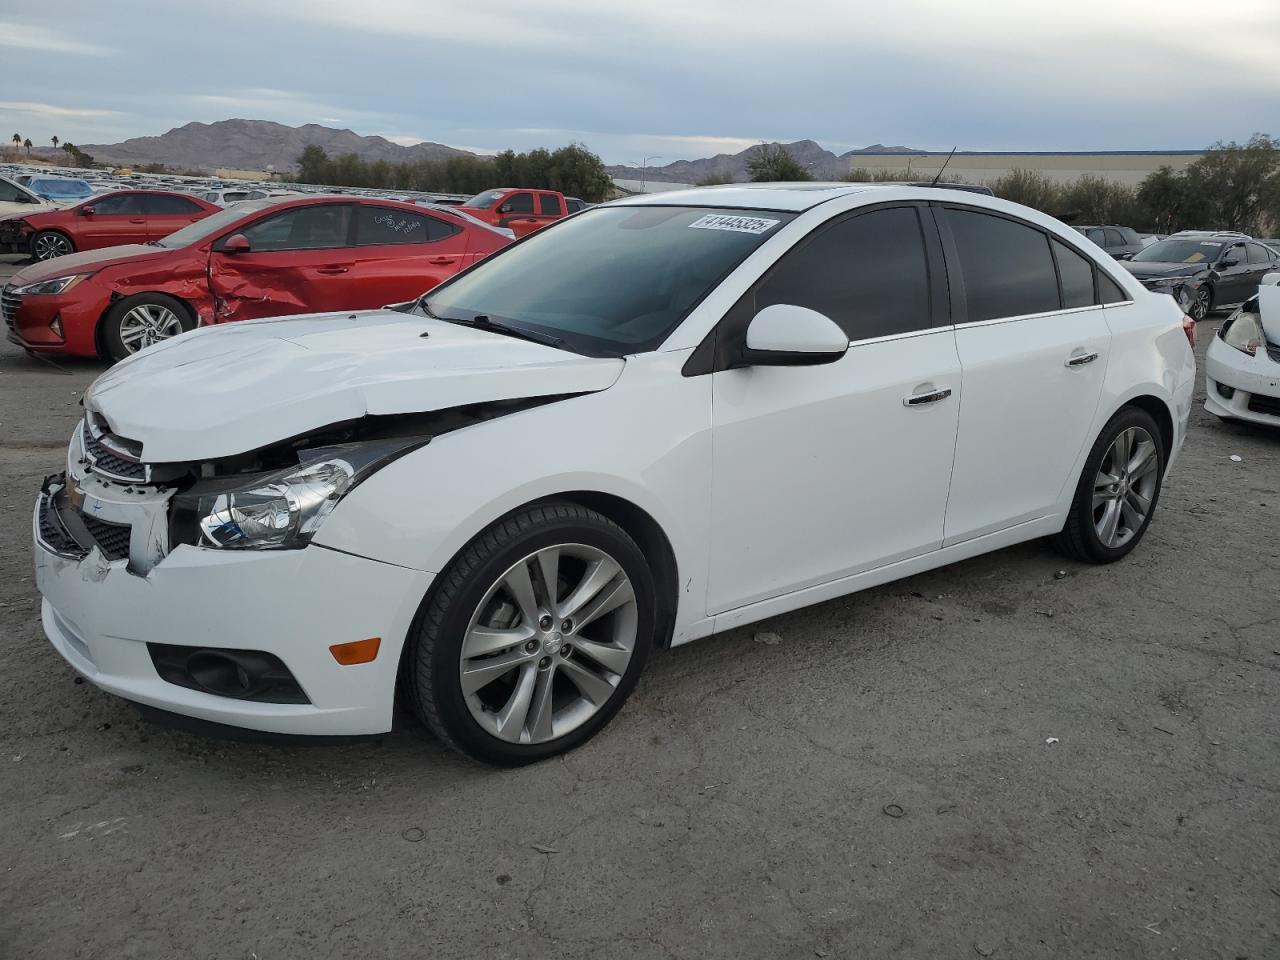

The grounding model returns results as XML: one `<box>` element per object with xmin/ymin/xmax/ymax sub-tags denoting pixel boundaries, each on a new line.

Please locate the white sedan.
<box><xmin>1205</xmin><ymin>272</ymin><xmax>1280</xmax><ymax>426</ymax></box>
<box><xmin>32</xmin><ymin>184</ymin><xmax>1196</xmax><ymax>765</ymax></box>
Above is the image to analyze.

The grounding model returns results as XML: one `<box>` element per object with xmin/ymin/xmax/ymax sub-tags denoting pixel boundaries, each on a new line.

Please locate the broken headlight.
<box><xmin>170</xmin><ymin>438</ymin><xmax>426</xmax><ymax>551</ymax></box>
<box><xmin>1221</xmin><ymin>308</ymin><xmax>1265</xmax><ymax>356</ymax></box>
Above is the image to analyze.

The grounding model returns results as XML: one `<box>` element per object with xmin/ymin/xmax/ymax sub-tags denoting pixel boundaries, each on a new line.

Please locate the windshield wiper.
<box><xmin>424</xmin><ymin>307</ymin><xmax>565</xmax><ymax>349</ymax></box>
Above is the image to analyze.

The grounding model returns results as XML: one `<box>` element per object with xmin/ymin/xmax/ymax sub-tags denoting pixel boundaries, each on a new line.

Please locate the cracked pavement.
<box><xmin>1</xmin><ymin>254</ymin><xmax>1278</xmax><ymax>959</ymax></box>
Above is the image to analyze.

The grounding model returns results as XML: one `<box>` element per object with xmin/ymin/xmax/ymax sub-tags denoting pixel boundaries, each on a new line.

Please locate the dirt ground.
<box><xmin>1</xmin><ymin>252</ymin><xmax>1277</xmax><ymax>960</ymax></box>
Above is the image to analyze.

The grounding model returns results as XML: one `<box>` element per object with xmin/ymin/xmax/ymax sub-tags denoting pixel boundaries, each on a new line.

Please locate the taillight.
<box><xmin>1182</xmin><ymin>315</ymin><xmax>1197</xmax><ymax>349</ymax></box>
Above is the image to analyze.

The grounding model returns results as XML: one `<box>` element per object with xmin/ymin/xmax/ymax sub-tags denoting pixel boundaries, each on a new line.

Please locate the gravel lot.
<box><xmin>2</xmin><ymin>252</ymin><xmax>1278</xmax><ymax>960</ymax></box>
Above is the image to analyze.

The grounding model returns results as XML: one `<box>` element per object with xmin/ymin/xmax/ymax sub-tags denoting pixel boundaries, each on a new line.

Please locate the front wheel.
<box><xmin>101</xmin><ymin>293</ymin><xmax>196</xmax><ymax>361</ymax></box>
<box><xmin>1053</xmin><ymin>406</ymin><xmax>1166</xmax><ymax>563</ymax></box>
<box><xmin>1189</xmin><ymin>285</ymin><xmax>1213</xmax><ymax>321</ymax></box>
<box><xmin>31</xmin><ymin>230</ymin><xmax>74</xmax><ymax>261</ymax></box>
<box><xmin>407</xmin><ymin>501</ymin><xmax>655</xmax><ymax>765</ymax></box>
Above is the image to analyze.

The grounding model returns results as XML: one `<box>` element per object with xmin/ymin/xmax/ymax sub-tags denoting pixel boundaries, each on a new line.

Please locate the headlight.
<box><xmin>1220</xmin><ymin>308</ymin><xmax>1265</xmax><ymax>356</ymax></box>
<box><xmin>170</xmin><ymin>438</ymin><xmax>426</xmax><ymax>551</ymax></box>
<box><xmin>1144</xmin><ymin>277</ymin><xmax>1183</xmax><ymax>288</ymax></box>
<box><xmin>14</xmin><ymin>274</ymin><xmax>92</xmax><ymax>296</ymax></box>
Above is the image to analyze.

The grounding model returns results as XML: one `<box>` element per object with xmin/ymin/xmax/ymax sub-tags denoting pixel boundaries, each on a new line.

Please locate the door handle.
<box><xmin>428</xmin><ymin>257</ymin><xmax>454</xmax><ymax>265</ymax></box>
<box><xmin>316</xmin><ymin>266</ymin><xmax>349</xmax><ymax>275</ymax></box>
<box><xmin>903</xmin><ymin>387</ymin><xmax>952</xmax><ymax>407</ymax></box>
<box><xmin>129</xmin><ymin>218</ymin><xmax>145</xmax><ymax>224</ymax></box>
<box><xmin>1065</xmin><ymin>351</ymin><xmax>1099</xmax><ymax>367</ymax></box>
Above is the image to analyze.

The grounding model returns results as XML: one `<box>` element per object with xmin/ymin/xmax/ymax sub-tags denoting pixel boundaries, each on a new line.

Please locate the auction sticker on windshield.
<box><xmin>688</xmin><ymin>214</ymin><xmax>780</xmax><ymax>235</ymax></box>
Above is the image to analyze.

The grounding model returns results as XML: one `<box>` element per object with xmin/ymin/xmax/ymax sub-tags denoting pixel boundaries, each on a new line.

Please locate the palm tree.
<box><xmin>23</xmin><ymin>138</ymin><xmax>32</xmax><ymax>156</ymax></box>
<box><xmin>51</xmin><ymin>135</ymin><xmax>59</xmax><ymax>150</ymax></box>
<box><xmin>10</xmin><ymin>133</ymin><xmax>19</xmax><ymax>151</ymax></box>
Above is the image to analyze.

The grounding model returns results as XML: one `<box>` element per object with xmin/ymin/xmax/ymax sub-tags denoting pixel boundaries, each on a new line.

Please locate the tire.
<box><xmin>100</xmin><ymin>293</ymin><xmax>196</xmax><ymax>361</ymax></box>
<box><xmin>1190</xmin><ymin>285</ymin><xmax>1213</xmax><ymax>321</ymax></box>
<box><xmin>30</xmin><ymin>230</ymin><xmax>74</xmax><ymax>261</ymax></box>
<box><xmin>407</xmin><ymin>501</ymin><xmax>655</xmax><ymax>765</ymax></box>
<box><xmin>1053</xmin><ymin>406</ymin><xmax>1166</xmax><ymax>564</ymax></box>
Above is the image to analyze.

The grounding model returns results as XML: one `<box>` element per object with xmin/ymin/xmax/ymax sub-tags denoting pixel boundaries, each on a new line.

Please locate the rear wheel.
<box><xmin>1053</xmin><ymin>406</ymin><xmax>1166</xmax><ymax>563</ymax></box>
<box><xmin>101</xmin><ymin>293</ymin><xmax>195</xmax><ymax>361</ymax></box>
<box><xmin>31</xmin><ymin>230</ymin><xmax>73</xmax><ymax>261</ymax></box>
<box><xmin>407</xmin><ymin>501</ymin><xmax>655</xmax><ymax>765</ymax></box>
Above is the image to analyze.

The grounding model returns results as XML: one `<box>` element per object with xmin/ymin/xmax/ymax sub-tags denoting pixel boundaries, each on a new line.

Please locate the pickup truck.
<box><xmin>460</xmin><ymin>188</ymin><xmax>575</xmax><ymax>238</ymax></box>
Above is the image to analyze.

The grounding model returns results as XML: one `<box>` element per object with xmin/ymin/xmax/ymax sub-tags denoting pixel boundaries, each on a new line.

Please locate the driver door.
<box><xmin>496</xmin><ymin>192</ymin><xmax>541</xmax><ymax>237</ymax></box>
<box><xmin>75</xmin><ymin>193</ymin><xmax>148</xmax><ymax>250</ymax></box>
<box><xmin>209</xmin><ymin>204</ymin><xmax>356</xmax><ymax>322</ymax></box>
<box><xmin>706</xmin><ymin>205</ymin><xmax>960</xmax><ymax>614</ymax></box>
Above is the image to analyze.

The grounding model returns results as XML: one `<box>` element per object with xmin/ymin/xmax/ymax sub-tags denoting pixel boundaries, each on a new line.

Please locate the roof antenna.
<box><xmin>930</xmin><ymin>146</ymin><xmax>957</xmax><ymax>186</ymax></box>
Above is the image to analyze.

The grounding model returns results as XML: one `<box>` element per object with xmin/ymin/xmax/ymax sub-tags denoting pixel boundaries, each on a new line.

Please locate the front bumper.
<box><xmin>1204</xmin><ymin>336</ymin><xmax>1280</xmax><ymax>426</ymax></box>
<box><xmin>34</xmin><ymin>495</ymin><xmax>433</xmax><ymax>736</ymax></box>
<box><xmin>4</xmin><ymin>283</ymin><xmax>112</xmax><ymax>357</ymax></box>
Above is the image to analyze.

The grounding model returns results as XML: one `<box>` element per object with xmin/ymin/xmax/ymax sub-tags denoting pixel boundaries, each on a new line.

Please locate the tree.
<box><xmin>23</xmin><ymin>138</ymin><xmax>32</xmax><ymax>156</ymax></box>
<box><xmin>51</xmin><ymin>135</ymin><xmax>59</xmax><ymax>150</ymax></box>
<box><xmin>697</xmin><ymin>173</ymin><xmax>734</xmax><ymax>186</ymax></box>
<box><xmin>1184</xmin><ymin>135</ymin><xmax>1280</xmax><ymax>234</ymax></box>
<box><xmin>746</xmin><ymin>143</ymin><xmax>813</xmax><ymax>182</ymax></box>
<box><xmin>988</xmin><ymin>169</ymin><xmax>1062</xmax><ymax>212</ymax></box>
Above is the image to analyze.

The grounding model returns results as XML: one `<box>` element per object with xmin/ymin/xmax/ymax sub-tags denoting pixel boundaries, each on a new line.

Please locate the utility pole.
<box><xmin>640</xmin><ymin>156</ymin><xmax>662</xmax><ymax>193</ymax></box>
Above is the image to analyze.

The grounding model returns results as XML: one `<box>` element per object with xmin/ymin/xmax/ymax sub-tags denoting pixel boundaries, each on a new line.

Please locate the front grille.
<box><xmin>82</xmin><ymin>420</ymin><xmax>148</xmax><ymax>483</ymax></box>
<box><xmin>1</xmin><ymin>284</ymin><xmax>20</xmax><ymax>329</ymax></box>
<box><xmin>36</xmin><ymin>491</ymin><xmax>87</xmax><ymax>559</ymax></box>
<box><xmin>81</xmin><ymin>514</ymin><xmax>131</xmax><ymax>562</ymax></box>
<box><xmin>1247</xmin><ymin>393</ymin><xmax>1280</xmax><ymax>418</ymax></box>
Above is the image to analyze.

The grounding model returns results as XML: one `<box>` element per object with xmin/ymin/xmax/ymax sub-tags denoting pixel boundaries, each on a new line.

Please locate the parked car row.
<box><xmin>1120</xmin><ymin>231</ymin><xmax>1280</xmax><ymax>320</ymax></box>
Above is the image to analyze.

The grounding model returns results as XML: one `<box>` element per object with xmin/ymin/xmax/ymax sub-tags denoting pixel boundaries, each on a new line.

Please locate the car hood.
<box><xmin>11</xmin><ymin>244</ymin><xmax>174</xmax><ymax>286</ymax></box>
<box><xmin>85</xmin><ymin>309</ymin><xmax>625</xmax><ymax>462</ymax></box>
<box><xmin>1121</xmin><ymin>261</ymin><xmax>1205</xmax><ymax>280</ymax></box>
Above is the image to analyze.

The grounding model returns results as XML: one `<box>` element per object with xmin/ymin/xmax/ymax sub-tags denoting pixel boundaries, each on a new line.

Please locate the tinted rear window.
<box><xmin>946</xmin><ymin>209</ymin><xmax>1060</xmax><ymax>321</ymax></box>
<box><xmin>1052</xmin><ymin>239</ymin><xmax>1097</xmax><ymax>309</ymax></box>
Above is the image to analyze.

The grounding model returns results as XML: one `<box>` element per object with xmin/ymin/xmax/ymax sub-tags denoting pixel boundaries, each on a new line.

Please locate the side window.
<box><xmin>946</xmin><ymin>209</ymin><xmax>1060</xmax><ymax>321</ymax></box>
<box><xmin>1247</xmin><ymin>243</ymin><xmax>1271</xmax><ymax>265</ymax></box>
<box><xmin>503</xmin><ymin>192</ymin><xmax>534</xmax><ymax>214</ymax></box>
<box><xmin>89</xmin><ymin>194</ymin><xmax>140</xmax><ymax>215</ymax></box>
<box><xmin>141</xmin><ymin>194</ymin><xmax>202</xmax><ymax>214</ymax></box>
<box><xmin>1223</xmin><ymin>243</ymin><xmax>1246</xmax><ymax>266</ymax></box>
<box><xmin>754</xmin><ymin>206</ymin><xmax>931</xmax><ymax>341</ymax></box>
<box><xmin>1086</xmin><ymin>228</ymin><xmax>1106</xmax><ymax>245</ymax></box>
<box><xmin>565</xmin><ymin>199</ymin><xmax>584</xmax><ymax>213</ymax></box>
<box><xmin>1052</xmin><ymin>239</ymin><xmax>1097</xmax><ymax>309</ymax></box>
<box><xmin>0</xmin><ymin>180</ymin><xmax>25</xmax><ymax>202</ymax></box>
<box><xmin>240</xmin><ymin>205</ymin><xmax>352</xmax><ymax>252</ymax></box>
<box><xmin>354</xmin><ymin>206</ymin><xmax>459</xmax><ymax>245</ymax></box>
<box><xmin>538</xmin><ymin>194</ymin><xmax>561</xmax><ymax>216</ymax></box>
<box><xmin>1103</xmin><ymin>228</ymin><xmax>1125</xmax><ymax>248</ymax></box>
<box><xmin>1099</xmin><ymin>272</ymin><xmax>1130</xmax><ymax>304</ymax></box>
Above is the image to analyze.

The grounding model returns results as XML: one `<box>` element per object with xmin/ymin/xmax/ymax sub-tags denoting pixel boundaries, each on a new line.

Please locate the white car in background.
<box><xmin>0</xmin><ymin>175</ymin><xmax>56</xmax><ymax>216</ymax></box>
<box><xmin>1205</xmin><ymin>271</ymin><xmax>1280</xmax><ymax>425</ymax></box>
<box><xmin>32</xmin><ymin>184</ymin><xmax>1196</xmax><ymax>765</ymax></box>
<box><xmin>199</xmin><ymin>187</ymin><xmax>255</xmax><ymax>206</ymax></box>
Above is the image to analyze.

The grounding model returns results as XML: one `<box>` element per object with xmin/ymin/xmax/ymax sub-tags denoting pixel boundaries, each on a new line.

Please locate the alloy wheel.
<box><xmin>1092</xmin><ymin>426</ymin><xmax>1159</xmax><ymax>549</ymax></box>
<box><xmin>1190</xmin><ymin>288</ymin><xmax>1211</xmax><ymax>321</ymax></box>
<box><xmin>117</xmin><ymin>304</ymin><xmax>183</xmax><ymax>353</ymax></box>
<box><xmin>459</xmin><ymin>543</ymin><xmax>638</xmax><ymax>745</ymax></box>
<box><xmin>33</xmin><ymin>234</ymin><xmax>72</xmax><ymax>260</ymax></box>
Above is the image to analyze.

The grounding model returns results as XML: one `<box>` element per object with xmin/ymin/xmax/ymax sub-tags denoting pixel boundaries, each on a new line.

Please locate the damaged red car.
<box><xmin>2</xmin><ymin>197</ymin><xmax>511</xmax><ymax>360</ymax></box>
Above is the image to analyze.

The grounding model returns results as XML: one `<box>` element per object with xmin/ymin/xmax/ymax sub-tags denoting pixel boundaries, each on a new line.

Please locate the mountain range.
<box><xmin>80</xmin><ymin>119</ymin><xmax>477</xmax><ymax>172</ymax></box>
<box><xmin>606</xmin><ymin>141</ymin><xmax>921</xmax><ymax>184</ymax></box>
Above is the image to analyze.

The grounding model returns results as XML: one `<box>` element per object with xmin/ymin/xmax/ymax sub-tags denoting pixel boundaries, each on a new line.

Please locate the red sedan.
<box><xmin>0</xmin><ymin>190</ymin><xmax>220</xmax><ymax>260</ymax></box>
<box><xmin>2</xmin><ymin>196</ymin><xmax>512</xmax><ymax>360</ymax></box>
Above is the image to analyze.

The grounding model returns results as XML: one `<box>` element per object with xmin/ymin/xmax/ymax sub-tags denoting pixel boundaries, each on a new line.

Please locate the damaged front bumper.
<box><xmin>33</xmin><ymin>473</ymin><xmax>433</xmax><ymax>736</ymax></box>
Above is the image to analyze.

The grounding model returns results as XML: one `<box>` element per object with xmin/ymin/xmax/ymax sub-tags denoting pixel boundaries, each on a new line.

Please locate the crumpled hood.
<box><xmin>1121</xmin><ymin>261</ymin><xmax>1205</xmax><ymax>281</ymax></box>
<box><xmin>11</xmin><ymin>244</ymin><xmax>170</xmax><ymax>286</ymax></box>
<box><xmin>85</xmin><ymin>309</ymin><xmax>625</xmax><ymax>462</ymax></box>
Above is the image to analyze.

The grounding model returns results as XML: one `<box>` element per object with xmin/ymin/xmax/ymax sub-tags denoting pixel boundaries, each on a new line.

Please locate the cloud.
<box><xmin>0</xmin><ymin>22</ymin><xmax>111</xmax><ymax>56</ymax></box>
<box><xmin>0</xmin><ymin>101</ymin><xmax>123</xmax><ymax>120</ymax></box>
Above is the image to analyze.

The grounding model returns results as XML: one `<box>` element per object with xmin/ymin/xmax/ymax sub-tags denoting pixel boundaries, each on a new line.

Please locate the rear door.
<box><xmin>1216</xmin><ymin>242</ymin><xmax>1253</xmax><ymax>304</ymax></box>
<box><xmin>531</xmin><ymin>192</ymin><xmax>564</xmax><ymax>231</ymax></box>
<box><xmin>139</xmin><ymin>194</ymin><xmax>208</xmax><ymax>242</ymax></box>
<box><xmin>208</xmin><ymin>204</ymin><xmax>356</xmax><ymax>321</ymax></box>
<box><xmin>74</xmin><ymin>193</ymin><xmax>148</xmax><ymax>249</ymax></box>
<box><xmin>347</xmin><ymin>204</ymin><xmax>470</xmax><ymax>304</ymax></box>
<box><xmin>1246</xmin><ymin>242</ymin><xmax>1278</xmax><ymax>295</ymax></box>
<box><xmin>939</xmin><ymin>206</ymin><xmax>1112</xmax><ymax>544</ymax></box>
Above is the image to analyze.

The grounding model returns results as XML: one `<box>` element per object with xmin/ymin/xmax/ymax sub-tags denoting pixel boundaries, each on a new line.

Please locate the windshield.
<box><xmin>32</xmin><ymin>178</ymin><xmax>93</xmax><ymax>199</ymax></box>
<box><xmin>424</xmin><ymin>205</ymin><xmax>796</xmax><ymax>356</ymax></box>
<box><xmin>154</xmin><ymin>200</ymin><xmax>275</xmax><ymax>247</ymax></box>
<box><xmin>1133</xmin><ymin>239</ymin><xmax>1223</xmax><ymax>264</ymax></box>
<box><xmin>463</xmin><ymin>190</ymin><xmax>505</xmax><ymax>209</ymax></box>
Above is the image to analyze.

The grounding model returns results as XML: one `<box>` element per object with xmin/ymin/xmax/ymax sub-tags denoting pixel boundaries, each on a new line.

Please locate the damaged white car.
<box><xmin>1205</xmin><ymin>271</ymin><xmax>1280</xmax><ymax>426</ymax></box>
<box><xmin>34</xmin><ymin>184</ymin><xmax>1196</xmax><ymax>765</ymax></box>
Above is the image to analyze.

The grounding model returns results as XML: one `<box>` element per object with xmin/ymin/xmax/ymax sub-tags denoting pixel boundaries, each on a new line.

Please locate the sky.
<box><xmin>2</xmin><ymin>0</ymin><xmax>1278</xmax><ymax>167</ymax></box>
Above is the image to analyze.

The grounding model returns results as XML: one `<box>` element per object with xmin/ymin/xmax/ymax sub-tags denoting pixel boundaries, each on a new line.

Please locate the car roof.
<box><xmin>612</xmin><ymin>181</ymin><xmax>1021</xmax><ymax>213</ymax></box>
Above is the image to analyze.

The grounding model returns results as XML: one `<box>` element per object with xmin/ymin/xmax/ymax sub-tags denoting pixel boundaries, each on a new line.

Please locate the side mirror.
<box><xmin>221</xmin><ymin>233</ymin><xmax>251</xmax><ymax>254</ymax></box>
<box><xmin>498</xmin><ymin>202</ymin><xmax>513</xmax><ymax>213</ymax></box>
<box><xmin>78</xmin><ymin>205</ymin><xmax>96</xmax><ymax>216</ymax></box>
<box><xmin>1116</xmin><ymin>252</ymin><xmax>1134</xmax><ymax>260</ymax></box>
<box><xmin>739</xmin><ymin>304</ymin><xmax>849</xmax><ymax>367</ymax></box>
<box><xmin>1218</xmin><ymin>257</ymin><xmax>1239</xmax><ymax>269</ymax></box>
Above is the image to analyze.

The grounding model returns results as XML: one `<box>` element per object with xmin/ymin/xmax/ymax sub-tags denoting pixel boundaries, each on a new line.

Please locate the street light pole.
<box><xmin>640</xmin><ymin>156</ymin><xmax>662</xmax><ymax>193</ymax></box>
